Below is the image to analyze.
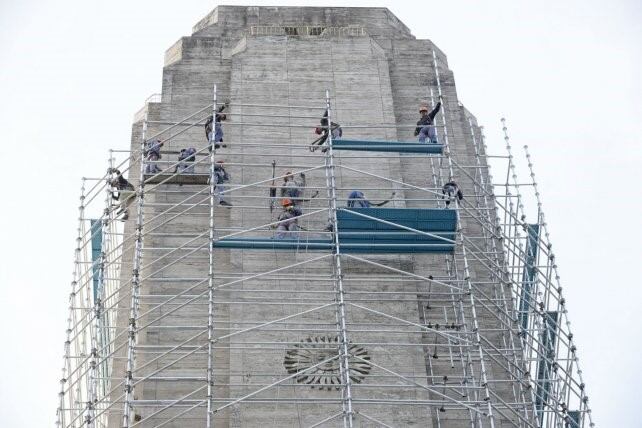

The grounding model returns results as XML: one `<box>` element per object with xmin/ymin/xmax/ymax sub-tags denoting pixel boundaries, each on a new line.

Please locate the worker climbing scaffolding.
<box><xmin>310</xmin><ymin>109</ymin><xmax>342</xmax><ymax>152</ymax></box>
<box><xmin>213</xmin><ymin>160</ymin><xmax>231</xmax><ymax>206</ymax></box>
<box><xmin>278</xmin><ymin>171</ymin><xmax>319</xmax><ymax>207</ymax></box>
<box><xmin>175</xmin><ymin>147</ymin><xmax>196</xmax><ymax>174</ymax></box>
<box><xmin>144</xmin><ymin>139</ymin><xmax>164</xmax><ymax>173</ymax></box>
<box><xmin>414</xmin><ymin>98</ymin><xmax>442</xmax><ymax>144</ymax></box>
<box><xmin>108</xmin><ymin>168</ymin><xmax>135</xmax><ymax>221</ymax></box>
<box><xmin>280</xmin><ymin>171</ymin><xmax>306</xmax><ymax>205</ymax></box>
<box><xmin>442</xmin><ymin>180</ymin><xmax>463</xmax><ymax>208</ymax></box>
<box><xmin>205</xmin><ymin>100</ymin><xmax>229</xmax><ymax>150</ymax></box>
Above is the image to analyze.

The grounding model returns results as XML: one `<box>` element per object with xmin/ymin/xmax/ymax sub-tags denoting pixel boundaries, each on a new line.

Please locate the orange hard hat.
<box><xmin>281</xmin><ymin>198</ymin><xmax>293</xmax><ymax>207</ymax></box>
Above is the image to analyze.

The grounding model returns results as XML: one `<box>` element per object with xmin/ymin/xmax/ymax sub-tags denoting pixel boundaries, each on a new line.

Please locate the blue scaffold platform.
<box><xmin>331</xmin><ymin>139</ymin><xmax>444</xmax><ymax>154</ymax></box>
<box><xmin>213</xmin><ymin>208</ymin><xmax>457</xmax><ymax>253</ymax></box>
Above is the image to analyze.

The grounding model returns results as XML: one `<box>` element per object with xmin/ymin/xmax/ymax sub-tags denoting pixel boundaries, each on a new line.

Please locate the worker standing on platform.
<box><xmin>205</xmin><ymin>101</ymin><xmax>229</xmax><ymax>150</ymax></box>
<box><xmin>275</xmin><ymin>198</ymin><xmax>302</xmax><ymax>239</ymax></box>
<box><xmin>109</xmin><ymin>168</ymin><xmax>136</xmax><ymax>221</ymax></box>
<box><xmin>311</xmin><ymin>109</ymin><xmax>342</xmax><ymax>152</ymax></box>
<box><xmin>442</xmin><ymin>180</ymin><xmax>463</xmax><ymax>208</ymax></box>
<box><xmin>144</xmin><ymin>139</ymin><xmax>164</xmax><ymax>174</ymax></box>
<box><xmin>414</xmin><ymin>99</ymin><xmax>442</xmax><ymax>144</ymax></box>
<box><xmin>214</xmin><ymin>160</ymin><xmax>232</xmax><ymax>206</ymax></box>
<box><xmin>280</xmin><ymin>171</ymin><xmax>307</xmax><ymax>206</ymax></box>
<box><xmin>176</xmin><ymin>147</ymin><xmax>196</xmax><ymax>174</ymax></box>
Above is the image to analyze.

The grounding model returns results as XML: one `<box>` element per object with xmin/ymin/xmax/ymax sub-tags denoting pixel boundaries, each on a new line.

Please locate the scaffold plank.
<box><xmin>214</xmin><ymin>208</ymin><xmax>457</xmax><ymax>253</ymax></box>
<box><xmin>332</xmin><ymin>139</ymin><xmax>444</xmax><ymax>154</ymax></box>
<box><xmin>213</xmin><ymin>237</ymin><xmax>454</xmax><ymax>253</ymax></box>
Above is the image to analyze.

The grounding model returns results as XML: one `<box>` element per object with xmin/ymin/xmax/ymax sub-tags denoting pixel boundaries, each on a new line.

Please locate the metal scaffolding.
<box><xmin>55</xmin><ymin>79</ymin><xmax>593</xmax><ymax>427</ymax></box>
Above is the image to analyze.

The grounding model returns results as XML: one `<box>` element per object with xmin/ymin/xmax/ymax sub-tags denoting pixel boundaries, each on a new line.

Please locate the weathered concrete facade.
<box><xmin>110</xmin><ymin>6</ymin><xmax>529</xmax><ymax>427</ymax></box>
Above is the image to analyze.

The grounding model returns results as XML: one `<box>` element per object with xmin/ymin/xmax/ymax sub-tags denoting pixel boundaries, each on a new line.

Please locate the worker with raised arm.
<box><xmin>280</xmin><ymin>171</ymin><xmax>307</xmax><ymax>206</ymax></box>
<box><xmin>414</xmin><ymin>98</ymin><xmax>442</xmax><ymax>144</ymax></box>
<box><xmin>109</xmin><ymin>168</ymin><xmax>136</xmax><ymax>221</ymax></box>
<box><xmin>144</xmin><ymin>139</ymin><xmax>164</xmax><ymax>174</ymax></box>
<box><xmin>205</xmin><ymin>100</ymin><xmax>229</xmax><ymax>150</ymax></box>
<box><xmin>310</xmin><ymin>109</ymin><xmax>342</xmax><ymax>152</ymax></box>
<box><xmin>442</xmin><ymin>180</ymin><xmax>463</xmax><ymax>208</ymax></box>
<box><xmin>275</xmin><ymin>198</ymin><xmax>303</xmax><ymax>239</ymax></box>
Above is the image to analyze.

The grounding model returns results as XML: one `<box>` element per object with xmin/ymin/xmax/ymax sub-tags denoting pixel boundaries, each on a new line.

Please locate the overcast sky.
<box><xmin>0</xmin><ymin>1</ymin><xmax>640</xmax><ymax>426</ymax></box>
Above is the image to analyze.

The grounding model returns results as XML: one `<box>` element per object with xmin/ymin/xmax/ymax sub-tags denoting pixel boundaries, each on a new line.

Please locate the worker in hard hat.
<box><xmin>414</xmin><ymin>98</ymin><xmax>442</xmax><ymax>144</ymax></box>
<box><xmin>275</xmin><ymin>198</ymin><xmax>303</xmax><ymax>239</ymax></box>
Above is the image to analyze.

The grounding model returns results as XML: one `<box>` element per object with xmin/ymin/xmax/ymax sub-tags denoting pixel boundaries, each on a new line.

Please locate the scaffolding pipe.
<box><xmin>206</xmin><ymin>84</ymin><xmax>217</xmax><ymax>428</ymax></box>
<box><xmin>121</xmin><ymin>112</ymin><xmax>148</xmax><ymax>427</ymax></box>
<box><xmin>325</xmin><ymin>90</ymin><xmax>354</xmax><ymax>428</ymax></box>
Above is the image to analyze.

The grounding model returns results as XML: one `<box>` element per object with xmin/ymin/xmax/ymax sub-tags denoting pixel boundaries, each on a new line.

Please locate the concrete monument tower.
<box><xmin>56</xmin><ymin>7</ymin><xmax>593</xmax><ymax>428</ymax></box>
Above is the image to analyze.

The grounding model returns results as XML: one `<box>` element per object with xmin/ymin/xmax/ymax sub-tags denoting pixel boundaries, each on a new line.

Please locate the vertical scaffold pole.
<box><xmin>57</xmin><ymin>179</ymin><xmax>87</xmax><ymax>428</ymax></box>
<box><xmin>206</xmin><ymin>84</ymin><xmax>218</xmax><ymax>428</ymax></box>
<box><xmin>431</xmin><ymin>48</ymin><xmax>496</xmax><ymax>427</ymax></box>
<box><xmin>122</xmin><ymin>113</ymin><xmax>148</xmax><ymax>427</ymax></box>
<box><xmin>86</xmin><ymin>155</ymin><xmax>116</xmax><ymax>427</ymax></box>
<box><xmin>471</xmin><ymin>119</ymin><xmax>534</xmax><ymax>423</ymax></box>
<box><xmin>522</xmin><ymin>144</ymin><xmax>593</xmax><ymax>428</ymax></box>
<box><xmin>324</xmin><ymin>90</ymin><xmax>354</xmax><ymax>428</ymax></box>
<box><xmin>501</xmin><ymin>118</ymin><xmax>528</xmax><ymax>306</ymax></box>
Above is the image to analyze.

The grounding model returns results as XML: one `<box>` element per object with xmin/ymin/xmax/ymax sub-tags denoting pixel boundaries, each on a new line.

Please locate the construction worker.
<box><xmin>325</xmin><ymin>190</ymin><xmax>395</xmax><ymax>232</ymax></box>
<box><xmin>214</xmin><ymin>160</ymin><xmax>232</xmax><ymax>206</ymax></box>
<box><xmin>205</xmin><ymin>101</ymin><xmax>229</xmax><ymax>150</ymax></box>
<box><xmin>414</xmin><ymin>99</ymin><xmax>442</xmax><ymax>144</ymax></box>
<box><xmin>176</xmin><ymin>147</ymin><xmax>196</xmax><ymax>174</ymax></box>
<box><xmin>144</xmin><ymin>139</ymin><xmax>164</xmax><ymax>174</ymax></box>
<box><xmin>346</xmin><ymin>190</ymin><xmax>395</xmax><ymax>208</ymax></box>
<box><xmin>280</xmin><ymin>171</ymin><xmax>307</xmax><ymax>206</ymax></box>
<box><xmin>310</xmin><ymin>109</ymin><xmax>342</xmax><ymax>152</ymax></box>
<box><xmin>275</xmin><ymin>198</ymin><xmax>302</xmax><ymax>239</ymax></box>
<box><xmin>109</xmin><ymin>168</ymin><xmax>135</xmax><ymax>221</ymax></box>
<box><xmin>442</xmin><ymin>180</ymin><xmax>463</xmax><ymax>208</ymax></box>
